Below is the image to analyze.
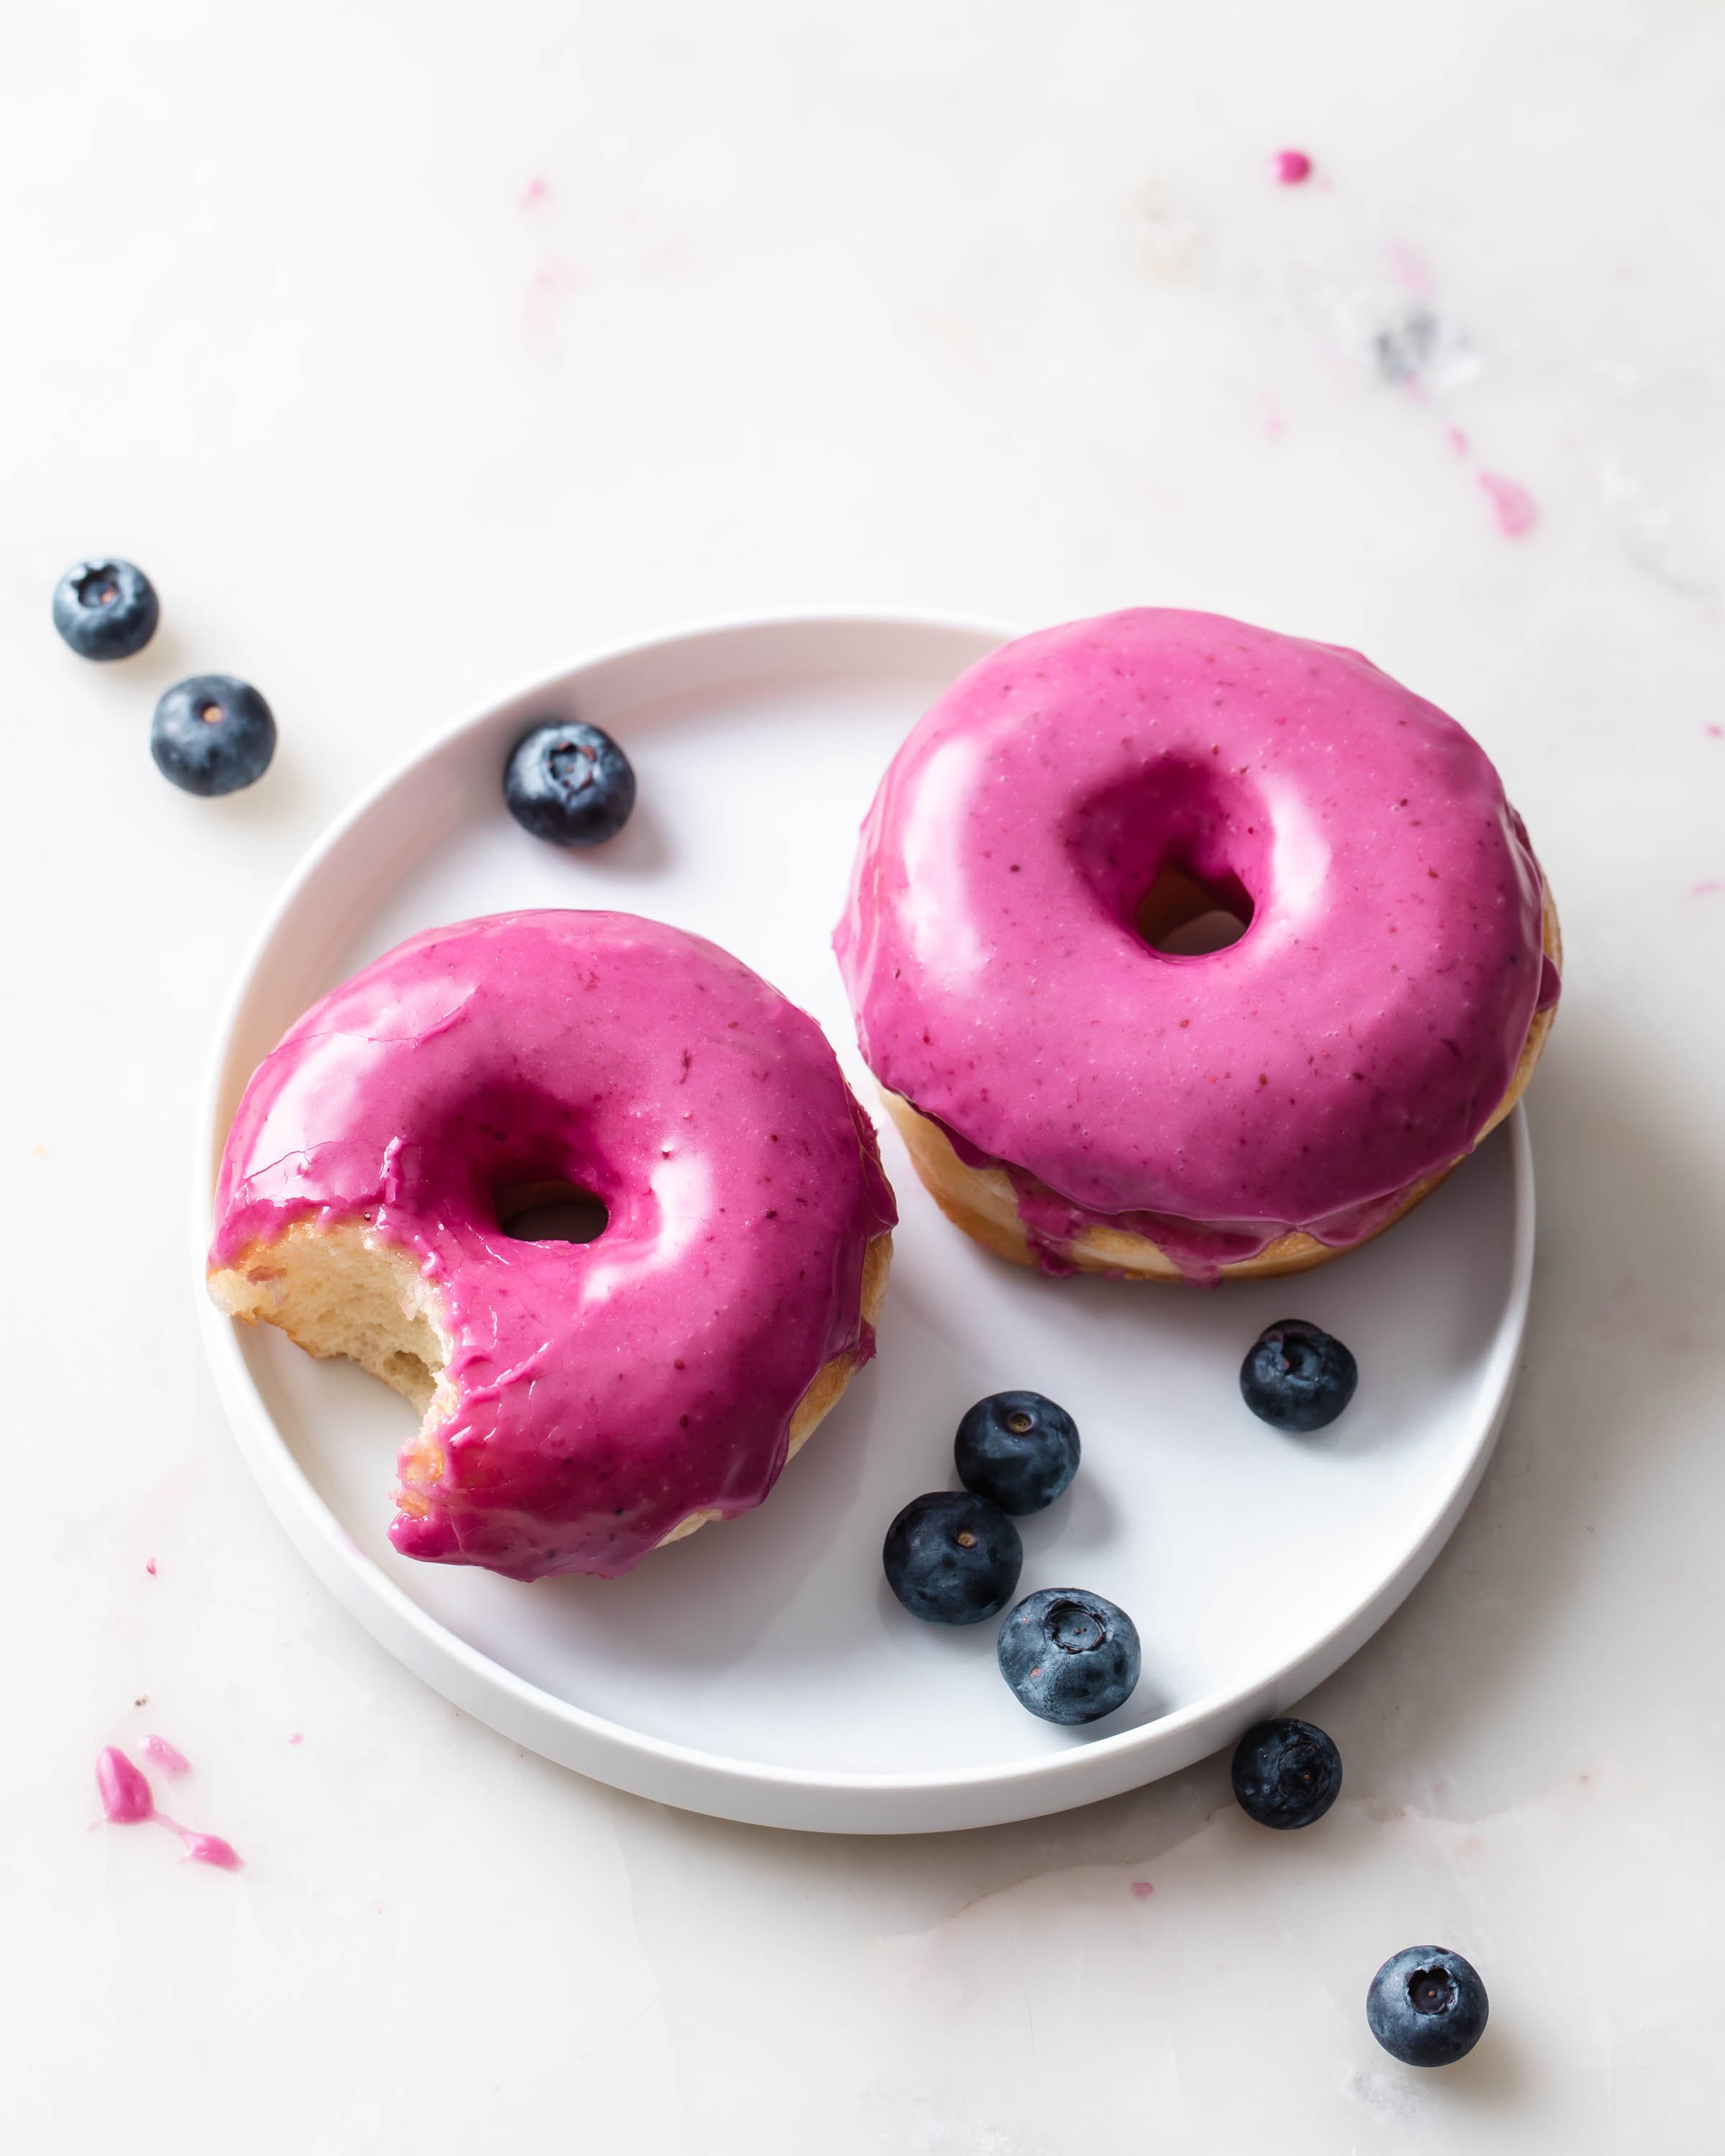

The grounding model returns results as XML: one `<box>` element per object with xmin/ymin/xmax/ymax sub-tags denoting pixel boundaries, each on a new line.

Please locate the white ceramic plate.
<box><xmin>196</xmin><ymin>615</ymin><xmax>1534</xmax><ymax>1835</ymax></box>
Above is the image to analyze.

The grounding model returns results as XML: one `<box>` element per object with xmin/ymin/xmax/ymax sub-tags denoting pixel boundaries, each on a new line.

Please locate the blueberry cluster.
<box><xmin>882</xmin><ymin>1391</ymin><xmax>1140</xmax><ymax>1726</ymax></box>
<box><xmin>52</xmin><ymin>556</ymin><xmax>277</xmax><ymax>797</ymax></box>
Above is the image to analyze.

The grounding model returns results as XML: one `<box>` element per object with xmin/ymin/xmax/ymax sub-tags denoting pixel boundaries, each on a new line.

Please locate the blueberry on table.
<box><xmin>1241</xmin><ymin>1318</ymin><xmax>1358</xmax><ymax>1432</ymax></box>
<box><xmin>997</xmin><ymin>1588</ymin><xmax>1140</xmax><ymax>1724</ymax></box>
<box><xmin>1366</xmin><ymin>1946</ymin><xmax>1489</xmax><ymax>2068</ymax></box>
<box><xmin>883</xmin><ymin>1491</ymin><xmax>1022</xmax><ymax>1625</ymax></box>
<box><xmin>505</xmin><ymin>719</ymin><xmax>635</xmax><ymax>846</ymax></box>
<box><xmin>151</xmin><ymin>675</ymin><xmax>275</xmax><ymax>796</ymax></box>
<box><xmin>1230</xmin><ymin>1716</ymin><xmax>1342</xmax><ymax>1828</ymax></box>
<box><xmin>52</xmin><ymin>558</ymin><xmax>159</xmax><ymax>660</ymax></box>
<box><xmin>954</xmin><ymin>1391</ymin><xmax>1080</xmax><ymax>1515</ymax></box>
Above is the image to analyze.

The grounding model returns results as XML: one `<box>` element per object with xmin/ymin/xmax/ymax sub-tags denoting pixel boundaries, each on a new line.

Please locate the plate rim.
<box><xmin>193</xmin><ymin>610</ymin><xmax>1535</xmax><ymax>1835</ymax></box>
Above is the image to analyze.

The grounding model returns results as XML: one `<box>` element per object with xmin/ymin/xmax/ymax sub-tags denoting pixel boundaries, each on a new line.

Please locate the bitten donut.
<box><xmin>209</xmin><ymin>911</ymin><xmax>896</xmax><ymax>1579</ymax></box>
<box><xmin>835</xmin><ymin>609</ymin><xmax>1559</xmax><ymax>1283</ymax></box>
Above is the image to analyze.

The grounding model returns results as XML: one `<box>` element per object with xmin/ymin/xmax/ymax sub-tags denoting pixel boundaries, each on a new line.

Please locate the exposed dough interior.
<box><xmin>208</xmin><ymin>1221</ymin><xmax>892</xmax><ymax>1553</ymax></box>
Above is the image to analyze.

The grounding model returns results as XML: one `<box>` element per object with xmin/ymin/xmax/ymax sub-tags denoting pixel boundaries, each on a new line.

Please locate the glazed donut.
<box><xmin>835</xmin><ymin>609</ymin><xmax>1559</xmax><ymax>1284</ymax></box>
<box><xmin>208</xmin><ymin>911</ymin><xmax>896</xmax><ymax>1579</ymax></box>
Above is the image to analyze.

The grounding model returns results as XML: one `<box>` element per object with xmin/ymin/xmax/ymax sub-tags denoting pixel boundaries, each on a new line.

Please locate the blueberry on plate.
<box><xmin>997</xmin><ymin>1588</ymin><xmax>1140</xmax><ymax>1724</ymax></box>
<box><xmin>52</xmin><ymin>558</ymin><xmax>159</xmax><ymax>660</ymax></box>
<box><xmin>954</xmin><ymin>1391</ymin><xmax>1080</xmax><ymax>1515</ymax></box>
<box><xmin>1230</xmin><ymin>1715</ymin><xmax>1342</xmax><ymax>1828</ymax></box>
<box><xmin>883</xmin><ymin>1492</ymin><xmax>1022</xmax><ymax>1625</ymax></box>
<box><xmin>1241</xmin><ymin>1318</ymin><xmax>1358</xmax><ymax>1432</ymax></box>
<box><xmin>151</xmin><ymin>675</ymin><xmax>275</xmax><ymax>796</ymax></box>
<box><xmin>505</xmin><ymin>719</ymin><xmax>635</xmax><ymax>847</ymax></box>
<box><xmin>1366</xmin><ymin>1945</ymin><xmax>1489</xmax><ymax>2068</ymax></box>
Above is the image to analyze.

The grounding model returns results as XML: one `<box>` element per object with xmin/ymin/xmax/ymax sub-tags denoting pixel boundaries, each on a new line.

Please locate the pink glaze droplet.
<box><xmin>288</xmin><ymin>1732</ymin><xmax>303</xmax><ymax>1745</ymax></box>
<box><xmin>164</xmin><ymin>1824</ymin><xmax>242</xmax><ymax>1870</ymax></box>
<box><xmin>144</xmin><ymin>1559</ymin><xmax>157</xmax><ymax>1576</ymax></box>
<box><xmin>140</xmin><ymin>1735</ymin><xmax>190</xmax><ymax>1778</ymax></box>
<box><xmin>1706</xmin><ymin>724</ymin><xmax>1722</xmax><ymax>740</ymax></box>
<box><xmin>520</xmin><ymin>175</ymin><xmax>547</xmax><ymax>208</ymax></box>
<box><xmin>1130</xmin><ymin>1879</ymin><xmax>1155</xmax><ymax>1899</ymax></box>
<box><xmin>1479</xmin><ymin>471</ymin><xmax>1537</xmax><ymax>537</ymax></box>
<box><xmin>1272</xmin><ymin>149</ymin><xmax>1313</xmax><ymax>185</ymax></box>
<box><xmin>96</xmin><ymin>1746</ymin><xmax>154</xmax><ymax>1823</ymax></box>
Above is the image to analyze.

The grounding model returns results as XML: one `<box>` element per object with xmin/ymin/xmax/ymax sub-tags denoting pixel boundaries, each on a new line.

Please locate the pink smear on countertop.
<box><xmin>288</xmin><ymin>1732</ymin><xmax>303</xmax><ymax>1746</ymax></box>
<box><xmin>94</xmin><ymin>1746</ymin><xmax>242</xmax><ymax>1871</ymax></box>
<box><xmin>1706</xmin><ymin>724</ymin><xmax>1722</xmax><ymax>739</ymax></box>
<box><xmin>1272</xmin><ymin>149</ymin><xmax>1312</xmax><ymax>185</ymax></box>
<box><xmin>140</xmin><ymin>1735</ymin><xmax>190</xmax><ymax>1778</ymax></box>
<box><xmin>1693</xmin><ymin>880</ymin><xmax>1724</xmax><ymax>895</ymax></box>
<box><xmin>1130</xmin><ymin>1880</ymin><xmax>1156</xmax><ymax>1899</ymax></box>
<box><xmin>1479</xmin><ymin>471</ymin><xmax>1537</xmax><ymax>537</ymax></box>
<box><xmin>144</xmin><ymin>1559</ymin><xmax>156</xmax><ymax>1575</ymax></box>
<box><xmin>98</xmin><ymin>1747</ymin><xmax>154</xmax><ymax>1823</ymax></box>
<box><xmin>1446</xmin><ymin>426</ymin><xmax>1470</xmax><ymax>460</ymax></box>
<box><xmin>1386</xmin><ymin>240</ymin><xmax>1432</xmax><ymax>298</ymax></box>
<box><xmin>520</xmin><ymin>175</ymin><xmax>547</xmax><ymax>208</ymax></box>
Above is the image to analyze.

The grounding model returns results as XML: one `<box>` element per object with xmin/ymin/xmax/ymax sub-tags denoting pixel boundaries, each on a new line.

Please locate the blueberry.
<box><xmin>52</xmin><ymin>558</ymin><xmax>159</xmax><ymax>660</ymax></box>
<box><xmin>883</xmin><ymin>1491</ymin><xmax>1022</xmax><ymax>1625</ymax></box>
<box><xmin>150</xmin><ymin>675</ymin><xmax>276</xmax><ymax>796</ymax></box>
<box><xmin>954</xmin><ymin>1391</ymin><xmax>1080</xmax><ymax>1516</ymax></box>
<box><xmin>505</xmin><ymin>719</ymin><xmax>635</xmax><ymax>847</ymax></box>
<box><xmin>1230</xmin><ymin>1716</ymin><xmax>1343</xmax><ymax>1828</ymax></box>
<box><xmin>997</xmin><ymin>1588</ymin><xmax>1141</xmax><ymax>1724</ymax></box>
<box><xmin>1241</xmin><ymin>1318</ymin><xmax>1358</xmax><ymax>1432</ymax></box>
<box><xmin>1366</xmin><ymin>1945</ymin><xmax>1489</xmax><ymax>2068</ymax></box>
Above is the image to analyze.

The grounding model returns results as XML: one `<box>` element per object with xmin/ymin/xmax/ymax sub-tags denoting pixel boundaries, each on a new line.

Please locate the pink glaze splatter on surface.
<box><xmin>1479</xmin><ymin>471</ymin><xmax>1538</xmax><ymax>537</ymax></box>
<box><xmin>97</xmin><ymin>1747</ymin><xmax>153</xmax><ymax>1823</ymax></box>
<box><xmin>95</xmin><ymin>1747</ymin><xmax>242</xmax><ymax>1869</ymax></box>
<box><xmin>519</xmin><ymin>175</ymin><xmax>547</xmax><ymax>208</ymax></box>
<box><xmin>140</xmin><ymin>1736</ymin><xmax>190</xmax><ymax>1777</ymax></box>
<box><xmin>1130</xmin><ymin>1880</ymin><xmax>1156</xmax><ymax>1899</ymax></box>
<box><xmin>1692</xmin><ymin>880</ymin><xmax>1723</xmax><ymax>895</ymax></box>
<box><xmin>144</xmin><ymin>1557</ymin><xmax>156</xmax><ymax>1575</ymax></box>
<box><xmin>836</xmin><ymin>611</ymin><xmax>1555</xmax><ymax>1281</ymax></box>
<box><xmin>1446</xmin><ymin>425</ymin><xmax>1471</xmax><ymax>459</ymax></box>
<box><xmin>209</xmin><ymin>912</ymin><xmax>896</xmax><ymax>1580</ymax></box>
<box><xmin>288</xmin><ymin>1732</ymin><xmax>303</xmax><ymax>1746</ymax></box>
<box><xmin>1272</xmin><ymin>149</ymin><xmax>1312</xmax><ymax>185</ymax></box>
<box><xmin>1706</xmin><ymin>724</ymin><xmax>1722</xmax><ymax>740</ymax></box>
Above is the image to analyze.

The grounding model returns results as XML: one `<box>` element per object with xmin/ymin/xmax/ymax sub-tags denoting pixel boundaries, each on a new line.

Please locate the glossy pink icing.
<box><xmin>95</xmin><ymin>1746</ymin><xmax>242</xmax><ymax>1869</ymax></box>
<box><xmin>211</xmin><ymin>911</ymin><xmax>895</xmax><ymax>1580</ymax></box>
<box><xmin>140</xmin><ymin>1735</ymin><xmax>190</xmax><ymax>1777</ymax></box>
<box><xmin>836</xmin><ymin>610</ymin><xmax>1555</xmax><ymax>1279</ymax></box>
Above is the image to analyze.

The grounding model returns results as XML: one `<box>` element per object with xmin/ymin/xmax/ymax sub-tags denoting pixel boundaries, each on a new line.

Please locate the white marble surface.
<box><xmin>4</xmin><ymin>2</ymin><xmax>1721</xmax><ymax>2146</ymax></box>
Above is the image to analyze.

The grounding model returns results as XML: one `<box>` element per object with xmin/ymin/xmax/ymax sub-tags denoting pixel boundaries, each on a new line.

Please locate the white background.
<box><xmin>4</xmin><ymin>2</ymin><xmax>1721</xmax><ymax>2148</ymax></box>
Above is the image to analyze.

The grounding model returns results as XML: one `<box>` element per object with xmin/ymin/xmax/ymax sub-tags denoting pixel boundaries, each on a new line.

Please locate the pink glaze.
<box><xmin>1131</xmin><ymin>1880</ymin><xmax>1156</xmax><ymax>1899</ymax></box>
<box><xmin>140</xmin><ymin>1735</ymin><xmax>190</xmax><ymax>1777</ymax></box>
<box><xmin>211</xmin><ymin>911</ymin><xmax>895</xmax><ymax>1580</ymax></box>
<box><xmin>836</xmin><ymin>610</ymin><xmax>1555</xmax><ymax>1279</ymax></box>
<box><xmin>1479</xmin><ymin>471</ymin><xmax>1538</xmax><ymax>537</ymax></box>
<box><xmin>95</xmin><ymin>1747</ymin><xmax>242</xmax><ymax>1869</ymax></box>
<box><xmin>1272</xmin><ymin>148</ymin><xmax>1313</xmax><ymax>185</ymax></box>
<box><xmin>98</xmin><ymin>1746</ymin><xmax>154</xmax><ymax>1823</ymax></box>
<box><xmin>144</xmin><ymin>1558</ymin><xmax>156</xmax><ymax>1575</ymax></box>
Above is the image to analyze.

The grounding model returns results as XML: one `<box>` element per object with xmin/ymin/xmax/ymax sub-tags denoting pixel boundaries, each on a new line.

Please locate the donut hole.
<box><xmin>1135</xmin><ymin>860</ymin><xmax>1254</xmax><ymax>957</ymax></box>
<box><xmin>493</xmin><ymin>1177</ymin><xmax>609</xmax><ymax>1245</ymax></box>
